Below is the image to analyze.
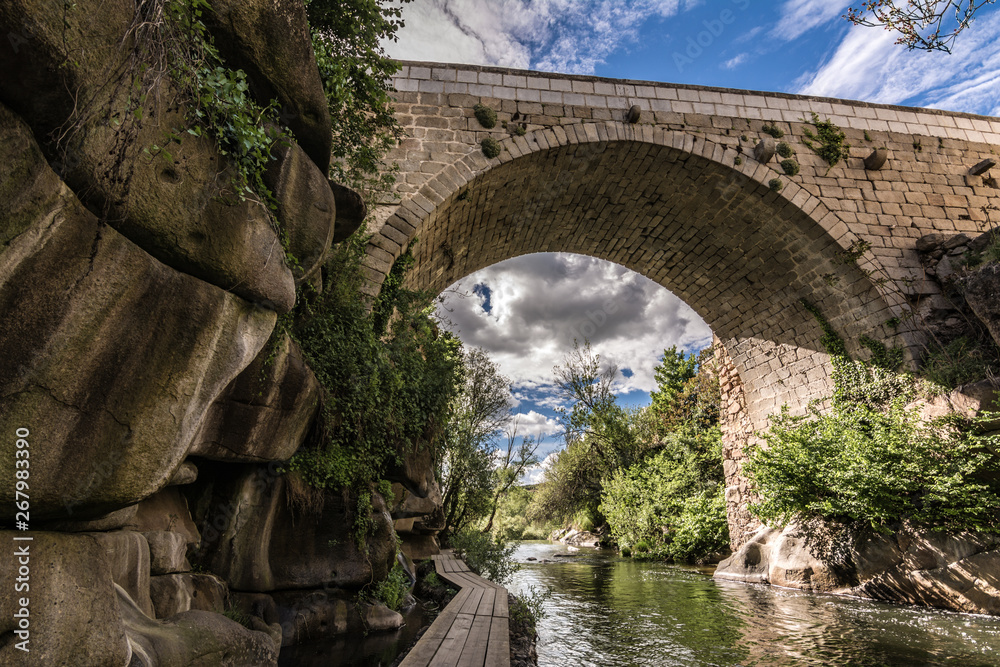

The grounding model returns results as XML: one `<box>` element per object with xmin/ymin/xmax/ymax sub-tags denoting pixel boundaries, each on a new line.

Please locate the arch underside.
<box><xmin>390</xmin><ymin>139</ymin><xmax>906</xmax><ymax>426</ymax></box>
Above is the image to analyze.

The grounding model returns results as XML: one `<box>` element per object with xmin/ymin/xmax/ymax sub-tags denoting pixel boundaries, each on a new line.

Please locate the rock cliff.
<box><xmin>0</xmin><ymin>1</ymin><xmax>442</xmax><ymax>664</ymax></box>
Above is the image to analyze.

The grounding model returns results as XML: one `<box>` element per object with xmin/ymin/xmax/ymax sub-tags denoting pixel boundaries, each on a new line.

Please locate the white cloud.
<box><xmin>511</xmin><ymin>410</ymin><xmax>563</xmax><ymax>441</ymax></box>
<box><xmin>387</xmin><ymin>0</ymin><xmax>699</xmax><ymax>74</ymax></box>
<box><xmin>522</xmin><ymin>450</ymin><xmax>560</xmax><ymax>485</ymax></box>
<box><xmin>436</xmin><ymin>252</ymin><xmax>713</xmax><ymax>398</ymax></box>
<box><xmin>796</xmin><ymin>10</ymin><xmax>1000</xmax><ymax>115</ymax></box>
<box><xmin>722</xmin><ymin>53</ymin><xmax>747</xmax><ymax>69</ymax></box>
<box><xmin>771</xmin><ymin>0</ymin><xmax>849</xmax><ymax>41</ymax></box>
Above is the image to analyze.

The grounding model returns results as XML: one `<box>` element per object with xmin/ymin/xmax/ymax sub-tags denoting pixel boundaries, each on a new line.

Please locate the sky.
<box><xmin>383</xmin><ymin>0</ymin><xmax>1000</xmax><ymax>481</ymax></box>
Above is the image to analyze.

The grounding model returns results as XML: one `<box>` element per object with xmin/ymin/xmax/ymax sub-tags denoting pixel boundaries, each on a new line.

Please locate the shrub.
<box><xmin>474</xmin><ymin>103</ymin><xmax>498</xmax><ymax>129</ymax></box>
<box><xmin>371</xmin><ymin>560</ymin><xmax>411</xmax><ymax>611</ymax></box>
<box><xmin>780</xmin><ymin>159</ymin><xmax>800</xmax><ymax>176</ymax></box>
<box><xmin>776</xmin><ymin>141</ymin><xmax>795</xmax><ymax>158</ymax></box>
<box><xmin>449</xmin><ymin>529</ymin><xmax>519</xmax><ymax>586</ymax></box>
<box><xmin>285</xmin><ymin>237</ymin><xmax>462</xmax><ymax>545</ymax></box>
<box><xmin>769</xmin><ymin>178</ymin><xmax>783</xmax><ymax>192</ymax></box>
<box><xmin>746</xmin><ymin>303</ymin><xmax>1000</xmax><ymax>534</ymax></box>
<box><xmin>510</xmin><ymin>585</ymin><xmax>551</xmax><ymax>627</ymax></box>
<box><xmin>664</xmin><ymin>488</ymin><xmax>729</xmax><ymax>563</ymax></box>
<box><xmin>600</xmin><ymin>428</ymin><xmax>728</xmax><ymax>562</ymax></box>
<box><xmin>481</xmin><ymin>136</ymin><xmax>502</xmax><ymax>158</ymax></box>
<box><xmin>921</xmin><ymin>336</ymin><xmax>1000</xmax><ymax>390</ymax></box>
<box><xmin>746</xmin><ymin>403</ymin><xmax>1000</xmax><ymax>533</ymax></box>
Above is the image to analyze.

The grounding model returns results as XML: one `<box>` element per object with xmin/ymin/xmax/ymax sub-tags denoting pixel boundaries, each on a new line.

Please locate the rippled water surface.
<box><xmin>508</xmin><ymin>541</ymin><xmax>1000</xmax><ymax>667</ymax></box>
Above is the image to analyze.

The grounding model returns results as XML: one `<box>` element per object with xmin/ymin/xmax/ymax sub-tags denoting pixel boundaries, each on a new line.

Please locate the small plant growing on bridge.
<box><xmin>474</xmin><ymin>103</ymin><xmax>498</xmax><ymax>129</ymax></box>
<box><xmin>776</xmin><ymin>141</ymin><xmax>795</xmax><ymax>158</ymax></box>
<box><xmin>781</xmin><ymin>159</ymin><xmax>800</xmax><ymax>176</ymax></box>
<box><xmin>802</xmin><ymin>112</ymin><xmax>850</xmax><ymax>168</ymax></box>
<box><xmin>513</xmin><ymin>123</ymin><xmax>527</xmax><ymax>136</ymax></box>
<box><xmin>481</xmin><ymin>136</ymin><xmax>502</xmax><ymax>159</ymax></box>
<box><xmin>769</xmin><ymin>177</ymin><xmax>783</xmax><ymax>192</ymax></box>
<box><xmin>762</xmin><ymin>123</ymin><xmax>785</xmax><ymax>138</ymax></box>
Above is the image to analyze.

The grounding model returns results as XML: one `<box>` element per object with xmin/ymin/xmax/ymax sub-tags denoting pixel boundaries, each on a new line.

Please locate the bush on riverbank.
<box><xmin>601</xmin><ymin>428</ymin><xmax>729</xmax><ymax>563</ymax></box>
<box><xmin>745</xmin><ymin>303</ymin><xmax>1000</xmax><ymax>533</ymax></box>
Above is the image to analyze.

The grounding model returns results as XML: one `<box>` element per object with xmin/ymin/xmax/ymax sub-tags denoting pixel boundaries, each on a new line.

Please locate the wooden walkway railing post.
<box><xmin>400</xmin><ymin>552</ymin><xmax>511</xmax><ymax>667</ymax></box>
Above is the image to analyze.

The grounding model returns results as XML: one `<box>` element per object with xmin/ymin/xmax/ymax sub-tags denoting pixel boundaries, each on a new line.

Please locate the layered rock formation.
<box><xmin>0</xmin><ymin>1</ymin><xmax>443</xmax><ymax>664</ymax></box>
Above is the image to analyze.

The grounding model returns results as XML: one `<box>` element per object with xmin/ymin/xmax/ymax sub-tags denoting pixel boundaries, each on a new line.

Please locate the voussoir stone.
<box><xmin>0</xmin><ymin>103</ymin><xmax>277</xmax><ymax>522</ymax></box>
<box><xmin>189</xmin><ymin>334</ymin><xmax>321</xmax><ymax>463</ymax></box>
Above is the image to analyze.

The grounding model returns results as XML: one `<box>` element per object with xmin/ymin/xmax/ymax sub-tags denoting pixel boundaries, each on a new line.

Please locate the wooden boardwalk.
<box><xmin>400</xmin><ymin>552</ymin><xmax>510</xmax><ymax>667</ymax></box>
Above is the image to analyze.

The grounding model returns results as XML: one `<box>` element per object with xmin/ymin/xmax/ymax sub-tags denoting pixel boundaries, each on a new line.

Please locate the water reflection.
<box><xmin>509</xmin><ymin>542</ymin><xmax>1000</xmax><ymax>667</ymax></box>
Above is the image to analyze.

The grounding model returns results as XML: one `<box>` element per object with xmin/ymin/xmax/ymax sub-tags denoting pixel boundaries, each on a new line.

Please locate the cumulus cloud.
<box><xmin>796</xmin><ymin>10</ymin><xmax>1000</xmax><ymax>115</ymax></box>
<box><xmin>387</xmin><ymin>0</ymin><xmax>699</xmax><ymax>74</ymax></box>
<box><xmin>522</xmin><ymin>450</ymin><xmax>560</xmax><ymax>485</ymax></box>
<box><xmin>511</xmin><ymin>410</ymin><xmax>563</xmax><ymax>441</ymax></box>
<box><xmin>437</xmin><ymin>253</ymin><xmax>713</xmax><ymax>399</ymax></box>
<box><xmin>771</xmin><ymin>0</ymin><xmax>849</xmax><ymax>41</ymax></box>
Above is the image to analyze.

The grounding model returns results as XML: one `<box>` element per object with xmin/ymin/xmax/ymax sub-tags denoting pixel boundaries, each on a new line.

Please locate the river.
<box><xmin>508</xmin><ymin>541</ymin><xmax>1000</xmax><ymax>667</ymax></box>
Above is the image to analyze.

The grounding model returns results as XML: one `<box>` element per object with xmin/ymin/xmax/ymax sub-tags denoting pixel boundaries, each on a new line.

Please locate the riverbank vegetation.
<box><xmin>744</xmin><ymin>303</ymin><xmax>1000</xmax><ymax>534</ymax></box>
<box><xmin>490</xmin><ymin>343</ymin><xmax>730</xmax><ymax>565</ymax></box>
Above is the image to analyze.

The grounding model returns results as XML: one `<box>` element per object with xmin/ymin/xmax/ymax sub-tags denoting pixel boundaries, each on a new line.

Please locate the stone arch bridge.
<box><xmin>363</xmin><ymin>61</ymin><xmax>1000</xmax><ymax>545</ymax></box>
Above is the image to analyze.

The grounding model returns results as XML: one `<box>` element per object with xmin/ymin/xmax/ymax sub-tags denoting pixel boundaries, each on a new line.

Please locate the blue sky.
<box><xmin>385</xmin><ymin>0</ymin><xmax>1000</xmax><ymax>480</ymax></box>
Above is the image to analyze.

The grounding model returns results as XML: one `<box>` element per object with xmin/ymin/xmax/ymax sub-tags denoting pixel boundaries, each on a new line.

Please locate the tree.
<box><xmin>439</xmin><ymin>347</ymin><xmax>513</xmax><ymax>537</ymax></box>
<box><xmin>552</xmin><ymin>341</ymin><xmax>642</xmax><ymax>471</ymax></box>
<box><xmin>483</xmin><ymin>418</ymin><xmax>540</xmax><ymax>533</ymax></box>
<box><xmin>847</xmin><ymin>1</ymin><xmax>996</xmax><ymax>52</ymax></box>
<box><xmin>306</xmin><ymin>0</ymin><xmax>410</xmax><ymax>197</ymax></box>
<box><xmin>648</xmin><ymin>346</ymin><xmax>720</xmax><ymax>435</ymax></box>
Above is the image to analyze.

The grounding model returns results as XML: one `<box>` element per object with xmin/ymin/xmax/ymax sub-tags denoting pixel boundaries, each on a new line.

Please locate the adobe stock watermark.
<box><xmin>569</xmin><ymin>298</ymin><xmax>620</xmax><ymax>341</ymax></box>
<box><xmin>12</xmin><ymin>427</ymin><xmax>32</xmax><ymax>653</ymax></box>
<box><xmin>673</xmin><ymin>0</ymin><xmax>752</xmax><ymax>73</ymax></box>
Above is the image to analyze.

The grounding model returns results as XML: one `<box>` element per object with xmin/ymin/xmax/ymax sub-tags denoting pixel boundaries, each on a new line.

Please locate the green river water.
<box><xmin>508</xmin><ymin>541</ymin><xmax>1000</xmax><ymax>667</ymax></box>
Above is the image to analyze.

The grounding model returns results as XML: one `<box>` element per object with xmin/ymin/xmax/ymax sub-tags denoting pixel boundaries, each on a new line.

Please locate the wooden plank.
<box><xmin>401</xmin><ymin>553</ymin><xmax>511</xmax><ymax>667</ymax></box>
<box><xmin>433</xmin><ymin>612</ymin><xmax>475</xmax><ymax>666</ymax></box>
<box><xmin>457</xmin><ymin>614</ymin><xmax>492</xmax><ymax>667</ymax></box>
<box><xmin>484</xmin><ymin>615</ymin><xmax>511</xmax><ymax>667</ymax></box>
<box><xmin>476</xmin><ymin>587</ymin><xmax>496</xmax><ymax>617</ymax></box>
<box><xmin>492</xmin><ymin>589</ymin><xmax>508</xmax><ymax>619</ymax></box>
<box><xmin>459</xmin><ymin>586</ymin><xmax>485</xmax><ymax>615</ymax></box>
<box><xmin>399</xmin><ymin>605</ymin><xmax>461</xmax><ymax>667</ymax></box>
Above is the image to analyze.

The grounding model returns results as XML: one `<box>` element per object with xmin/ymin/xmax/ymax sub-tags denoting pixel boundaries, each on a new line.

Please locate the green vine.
<box><xmin>284</xmin><ymin>235</ymin><xmax>462</xmax><ymax>546</ymax></box>
<box><xmin>161</xmin><ymin>0</ymin><xmax>286</xmax><ymax>219</ymax></box>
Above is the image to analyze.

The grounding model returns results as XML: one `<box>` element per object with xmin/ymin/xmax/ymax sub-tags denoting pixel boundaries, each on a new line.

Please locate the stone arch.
<box><xmin>364</xmin><ymin>121</ymin><xmax>913</xmax><ymax>544</ymax></box>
